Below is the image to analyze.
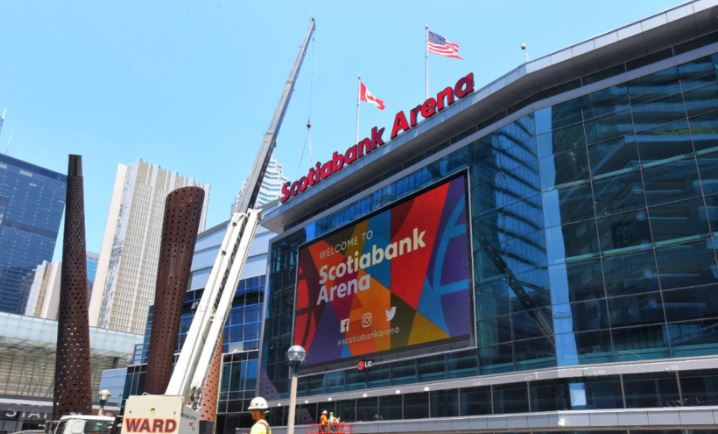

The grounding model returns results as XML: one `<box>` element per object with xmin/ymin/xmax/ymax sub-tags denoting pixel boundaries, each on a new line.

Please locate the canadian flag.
<box><xmin>359</xmin><ymin>81</ymin><xmax>385</xmax><ymax>110</ymax></box>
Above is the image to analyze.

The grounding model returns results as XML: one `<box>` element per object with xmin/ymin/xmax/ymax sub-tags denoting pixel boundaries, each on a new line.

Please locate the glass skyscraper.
<box><xmin>0</xmin><ymin>154</ymin><xmax>66</xmax><ymax>314</ymax></box>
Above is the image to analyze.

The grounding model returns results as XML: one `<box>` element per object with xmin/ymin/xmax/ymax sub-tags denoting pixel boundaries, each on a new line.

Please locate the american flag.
<box><xmin>427</xmin><ymin>30</ymin><xmax>462</xmax><ymax>60</ymax></box>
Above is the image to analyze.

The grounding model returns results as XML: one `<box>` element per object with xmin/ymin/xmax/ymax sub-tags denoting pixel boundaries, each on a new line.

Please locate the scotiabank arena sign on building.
<box><xmin>280</xmin><ymin>72</ymin><xmax>475</xmax><ymax>204</ymax></box>
<box><xmin>292</xmin><ymin>173</ymin><xmax>474</xmax><ymax>368</ymax></box>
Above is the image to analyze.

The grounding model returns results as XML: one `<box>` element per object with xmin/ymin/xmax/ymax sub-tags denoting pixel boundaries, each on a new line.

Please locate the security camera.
<box><xmin>521</xmin><ymin>43</ymin><xmax>527</xmax><ymax>51</ymax></box>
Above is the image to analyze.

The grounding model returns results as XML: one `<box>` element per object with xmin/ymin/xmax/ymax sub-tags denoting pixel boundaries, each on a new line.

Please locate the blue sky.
<box><xmin>0</xmin><ymin>0</ymin><xmax>680</xmax><ymax>258</ymax></box>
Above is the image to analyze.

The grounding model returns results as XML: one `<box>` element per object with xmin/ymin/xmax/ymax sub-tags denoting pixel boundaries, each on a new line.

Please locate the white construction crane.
<box><xmin>120</xmin><ymin>18</ymin><xmax>316</xmax><ymax>434</ymax></box>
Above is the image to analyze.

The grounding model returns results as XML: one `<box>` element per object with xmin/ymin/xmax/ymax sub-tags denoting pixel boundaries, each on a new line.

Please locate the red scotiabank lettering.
<box><xmin>280</xmin><ymin>72</ymin><xmax>475</xmax><ymax>204</ymax></box>
<box><xmin>124</xmin><ymin>418</ymin><xmax>178</xmax><ymax>433</ymax></box>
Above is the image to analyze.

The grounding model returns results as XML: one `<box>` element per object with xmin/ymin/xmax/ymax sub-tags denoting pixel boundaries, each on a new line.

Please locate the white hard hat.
<box><xmin>248</xmin><ymin>397</ymin><xmax>269</xmax><ymax>411</ymax></box>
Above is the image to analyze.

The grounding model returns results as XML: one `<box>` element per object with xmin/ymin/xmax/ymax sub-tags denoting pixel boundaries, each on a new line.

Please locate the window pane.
<box><xmin>390</xmin><ymin>360</ymin><xmax>416</xmax><ymax>385</ymax></box>
<box><xmin>445</xmin><ymin>350</ymin><xmax>478</xmax><ymax>378</ymax></box>
<box><xmin>584</xmin><ymin>112</ymin><xmax>632</xmax><ymax>145</ymax></box>
<box><xmin>581</xmin><ymin>377</ymin><xmax>623</xmax><ymax>409</ymax></box>
<box><xmin>588</xmin><ymin>138</ymin><xmax>639</xmax><ymax>176</ymax></box>
<box><xmin>547</xmin><ymin>219</ymin><xmax>600</xmax><ymax>261</ymax></box>
<box><xmin>663</xmin><ymin>285</ymin><xmax>718</xmax><ymax>322</ymax></box>
<box><xmin>689</xmin><ymin>111</ymin><xmax>718</xmax><ymax>152</ymax></box>
<box><xmin>334</xmin><ymin>400</ymin><xmax>354</xmax><ymax>423</ymax></box>
<box><xmin>612</xmin><ymin>324</ymin><xmax>670</xmax><ymax>360</ymax></box>
<box><xmin>479</xmin><ymin>315</ymin><xmax>512</xmax><ymax>346</ymax></box>
<box><xmin>679</xmin><ymin>369</ymin><xmax>718</xmax><ymax>406</ymax></box>
<box><xmin>655</xmin><ymin>241</ymin><xmax>718</xmax><ymax>290</ymax></box>
<box><xmin>404</xmin><ymin>392</ymin><xmax>429</xmax><ymax>419</ymax></box>
<box><xmin>623</xmin><ymin>373</ymin><xmax>680</xmax><ymax>407</ymax></box>
<box><xmin>603</xmin><ymin>249</ymin><xmax>659</xmax><ymax>297</ymax></box>
<box><xmin>573</xmin><ymin>330</ymin><xmax>613</xmax><ymax>364</ymax></box>
<box><xmin>296</xmin><ymin>403</ymin><xmax>318</xmax><ymax>425</ymax></box>
<box><xmin>543</xmin><ymin>182</ymin><xmax>594</xmax><ymax>227</ymax></box>
<box><xmin>513</xmin><ymin>337</ymin><xmax>555</xmax><ymax>370</ymax></box>
<box><xmin>540</xmin><ymin>147</ymin><xmax>591</xmax><ymax>189</ymax></box>
<box><xmin>583</xmin><ymin>85</ymin><xmax>630</xmax><ymax>120</ymax></box>
<box><xmin>597</xmin><ymin>209</ymin><xmax>652</xmax><ymax>253</ymax></box>
<box><xmin>697</xmin><ymin>150</ymin><xmax>718</xmax><ymax>196</ymax></box>
<box><xmin>530</xmin><ymin>380</ymin><xmax>571</xmax><ymax>411</ymax></box>
<box><xmin>378</xmin><ymin>395</ymin><xmax>402</xmax><ymax>420</ymax></box>
<box><xmin>367</xmin><ymin>364</ymin><xmax>390</xmax><ymax>388</ymax></box>
<box><xmin>540</xmin><ymin>123</ymin><xmax>582</xmax><ymax>157</ymax></box>
<box><xmin>634</xmin><ymin>119</ymin><xmax>693</xmax><ymax>163</ymax></box>
<box><xmin>628</xmin><ymin>66</ymin><xmax>679</xmax><ymax>105</ymax></box>
<box><xmin>557</xmin><ymin>259</ymin><xmax>605</xmax><ymax>302</ymax></box>
<box><xmin>593</xmin><ymin>170</ymin><xmax>645</xmax><ymax>215</ymax></box>
<box><xmin>683</xmin><ymin>80</ymin><xmax>718</xmax><ymax>118</ymax></box>
<box><xmin>430</xmin><ymin>390</ymin><xmax>459</xmax><ymax>418</ymax></box>
<box><xmin>417</xmin><ymin>355</ymin><xmax>445</xmax><ymax>382</ymax></box>
<box><xmin>459</xmin><ymin>387</ymin><xmax>491</xmax><ymax>416</ymax></box>
<box><xmin>355</xmin><ymin>397</ymin><xmax>377</xmax><ymax>422</ymax></box>
<box><xmin>476</xmin><ymin>279</ymin><xmax>510</xmax><ymax>319</ymax></box>
<box><xmin>511</xmin><ymin>309</ymin><xmax>551</xmax><ymax>341</ymax></box>
<box><xmin>492</xmin><ymin>383</ymin><xmax>529</xmax><ymax>414</ymax></box>
<box><xmin>479</xmin><ymin>344</ymin><xmax>514</xmax><ymax>374</ymax></box>
<box><xmin>569</xmin><ymin>299</ymin><xmax>610</xmax><ymax>332</ymax></box>
<box><xmin>631</xmin><ymin>86</ymin><xmax>685</xmax><ymax>126</ymax></box>
<box><xmin>609</xmin><ymin>292</ymin><xmax>665</xmax><ymax>328</ymax></box>
<box><xmin>669</xmin><ymin>318</ymin><xmax>718</xmax><ymax>357</ymax></box>
<box><xmin>643</xmin><ymin>158</ymin><xmax>701</xmax><ymax>206</ymax></box>
<box><xmin>649</xmin><ymin>197</ymin><xmax>711</xmax><ymax>243</ymax></box>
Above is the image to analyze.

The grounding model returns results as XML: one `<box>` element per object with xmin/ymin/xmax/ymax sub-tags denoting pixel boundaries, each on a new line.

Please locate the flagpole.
<box><xmin>356</xmin><ymin>75</ymin><xmax>361</xmax><ymax>145</ymax></box>
<box><xmin>424</xmin><ymin>25</ymin><xmax>429</xmax><ymax>99</ymax></box>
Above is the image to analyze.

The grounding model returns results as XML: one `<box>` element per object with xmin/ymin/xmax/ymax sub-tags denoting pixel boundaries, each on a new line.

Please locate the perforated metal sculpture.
<box><xmin>145</xmin><ymin>187</ymin><xmax>205</xmax><ymax>394</ymax></box>
<box><xmin>53</xmin><ymin>155</ymin><xmax>92</xmax><ymax>419</ymax></box>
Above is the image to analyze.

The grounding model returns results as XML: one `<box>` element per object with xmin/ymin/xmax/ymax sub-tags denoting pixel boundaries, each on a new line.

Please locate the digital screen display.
<box><xmin>293</xmin><ymin>173</ymin><xmax>473</xmax><ymax>367</ymax></box>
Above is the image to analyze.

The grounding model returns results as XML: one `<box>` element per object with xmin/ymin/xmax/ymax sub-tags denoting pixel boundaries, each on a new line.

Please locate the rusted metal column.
<box><xmin>145</xmin><ymin>187</ymin><xmax>205</xmax><ymax>394</ymax></box>
<box><xmin>53</xmin><ymin>155</ymin><xmax>92</xmax><ymax>419</ymax></box>
<box><xmin>199</xmin><ymin>335</ymin><xmax>223</xmax><ymax>434</ymax></box>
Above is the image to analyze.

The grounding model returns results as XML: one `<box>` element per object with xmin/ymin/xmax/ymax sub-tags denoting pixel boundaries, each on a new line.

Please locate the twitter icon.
<box><xmin>385</xmin><ymin>306</ymin><xmax>397</xmax><ymax>321</ymax></box>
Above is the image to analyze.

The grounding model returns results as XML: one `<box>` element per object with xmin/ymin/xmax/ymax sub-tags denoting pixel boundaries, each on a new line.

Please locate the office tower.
<box><xmin>86</xmin><ymin>251</ymin><xmax>98</xmax><ymax>289</ymax></box>
<box><xmin>88</xmin><ymin>160</ymin><xmax>209</xmax><ymax>334</ymax></box>
<box><xmin>231</xmin><ymin>158</ymin><xmax>287</xmax><ymax>213</ymax></box>
<box><xmin>24</xmin><ymin>251</ymin><xmax>99</xmax><ymax>320</ymax></box>
<box><xmin>0</xmin><ymin>154</ymin><xmax>66</xmax><ymax>314</ymax></box>
<box><xmin>24</xmin><ymin>260</ymin><xmax>61</xmax><ymax>319</ymax></box>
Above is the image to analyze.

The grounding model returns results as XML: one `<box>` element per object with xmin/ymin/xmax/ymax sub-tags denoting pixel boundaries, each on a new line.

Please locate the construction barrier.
<box><xmin>306</xmin><ymin>423</ymin><xmax>352</xmax><ymax>434</ymax></box>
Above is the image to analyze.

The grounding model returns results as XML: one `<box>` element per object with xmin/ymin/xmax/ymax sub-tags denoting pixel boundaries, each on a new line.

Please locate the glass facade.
<box><xmin>267</xmin><ymin>368</ymin><xmax>718</xmax><ymax>425</ymax></box>
<box><xmin>0</xmin><ymin>154</ymin><xmax>66</xmax><ymax>314</ymax></box>
<box><xmin>98</xmin><ymin>368</ymin><xmax>128</xmax><ymax>407</ymax></box>
<box><xmin>121</xmin><ymin>223</ymin><xmax>269</xmax><ymax>434</ymax></box>
<box><xmin>262</xmin><ymin>52</ymin><xmax>718</xmax><ymax>409</ymax></box>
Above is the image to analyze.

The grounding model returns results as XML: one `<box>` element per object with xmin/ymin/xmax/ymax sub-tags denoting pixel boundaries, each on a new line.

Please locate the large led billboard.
<box><xmin>293</xmin><ymin>172</ymin><xmax>473</xmax><ymax>367</ymax></box>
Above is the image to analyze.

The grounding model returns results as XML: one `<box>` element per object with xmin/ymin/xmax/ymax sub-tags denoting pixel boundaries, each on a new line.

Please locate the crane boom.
<box><xmin>235</xmin><ymin>18</ymin><xmax>316</xmax><ymax>214</ymax></box>
<box><xmin>122</xmin><ymin>19</ymin><xmax>316</xmax><ymax>434</ymax></box>
<box><xmin>166</xmin><ymin>17</ymin><xmax>316</xmax><ymax>404</ymax></box>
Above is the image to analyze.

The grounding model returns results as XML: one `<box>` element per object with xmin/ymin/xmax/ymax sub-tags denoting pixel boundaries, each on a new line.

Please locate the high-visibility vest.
<box><xmin>250</xmin><ymin>419</ymin><xmax>271</xmax><ymax>434</ymax></box>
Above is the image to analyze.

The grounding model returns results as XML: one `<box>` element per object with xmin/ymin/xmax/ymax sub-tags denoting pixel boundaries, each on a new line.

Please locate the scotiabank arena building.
<box><xmin>257</xmin><ymin>1</ymin><xmax>718</xmax><ymax>432</ymax></box>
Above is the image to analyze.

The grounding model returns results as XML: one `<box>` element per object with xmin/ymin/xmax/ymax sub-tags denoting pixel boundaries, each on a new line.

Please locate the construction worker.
<box><xmin>319</xmin><ymin>410</ymin><xmax>329</xmax><ymax>432</ymax></box>
<box><xmin>248</xmin><ymin>397</ymin><xmax>271</xmax><ymax>434</ymax></box>
<box><xmin>328</xmin><ymin>411</ymin><xmax>339</xmax><ymax>432</ymax></box>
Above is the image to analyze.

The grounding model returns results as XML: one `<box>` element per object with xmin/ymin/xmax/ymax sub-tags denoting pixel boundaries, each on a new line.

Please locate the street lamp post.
<box><xmin>286</xmin><ymin>345</ymin><xmax>306</xmax><ymax>434</ymax></box>
<box><xmin>97</xmin><ymin>389</ymin><xmax>111</xmax><ymax>416</ymax></box>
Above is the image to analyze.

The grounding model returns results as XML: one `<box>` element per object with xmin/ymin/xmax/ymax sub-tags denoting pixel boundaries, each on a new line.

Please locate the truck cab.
<box><xmin>50</xmin><ymin>415</ymin><xmax>116</xmax><ymax>434</ymax></box>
